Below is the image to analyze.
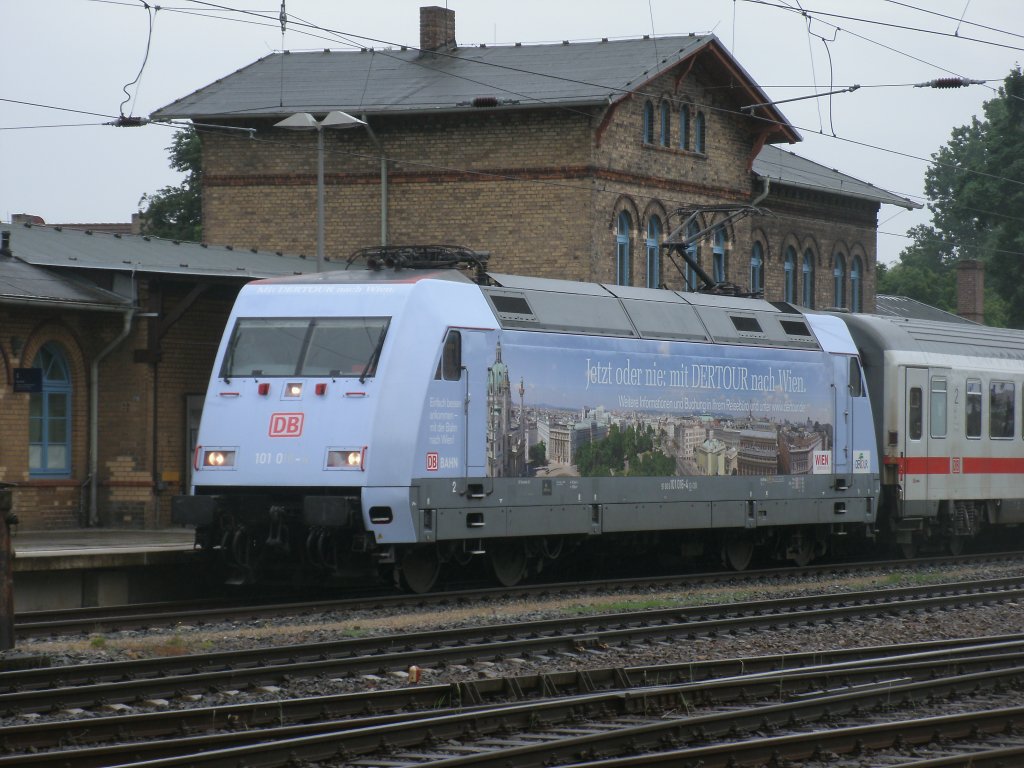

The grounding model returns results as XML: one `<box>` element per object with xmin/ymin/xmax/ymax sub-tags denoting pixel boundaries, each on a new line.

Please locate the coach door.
<box><xmin>903</xmin><ymin>366</ymin><xmax>929</xmax><ymax>502</ymax></box>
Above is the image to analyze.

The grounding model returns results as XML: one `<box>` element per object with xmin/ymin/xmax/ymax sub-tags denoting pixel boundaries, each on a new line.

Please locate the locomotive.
<box><xmin>172</xmin><ymin>246</ymin><xmax>1024</xmax><ymax>591</ymax></box>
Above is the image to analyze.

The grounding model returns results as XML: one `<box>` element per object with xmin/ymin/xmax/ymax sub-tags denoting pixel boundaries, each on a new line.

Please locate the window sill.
<box><xmin>642</xmin><ymin>143</ymin><xmax>706</xmax><ymax>158</ymax></box>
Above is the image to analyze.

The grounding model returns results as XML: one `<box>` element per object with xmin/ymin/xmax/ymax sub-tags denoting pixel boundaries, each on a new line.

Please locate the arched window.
<box><xmin>783</xmin><ymin>246</ymin><xmax>797</xmax><ymax>303</ymax></box>
<box><xmin>694</xmin><ymin>111</ymin><xmax>706</xmax><ymax>153</ymax></box>
<box><xmin>642</xmin><ymin>101</ymin><xmax>654</xmax><ymax>144</ymax></box>
<box><xmin>712</xmin><ymin>228</ymin><xmax>726</xmax><ymax>284</ymax></box>
<box><xmin>851</xmin><ymin>255</ymin><xmax>863</xmax><ymax>312</ymax></box>
<box><xmin>801</xmin><ymin>249</ymin><xmax>815</xmax><ymax>308</ymax></box>
<box><xmin>684</xmin><ymin>220</ymin><xmax>701</xmax><ymax>291</ymax></box>
<box><xmin>646</xmin><ymin>215</ymin><xmax>662</xmax><ymax>288</ymax></box>
<box><xmin>833</xmin><ymin>252</ymin><xmax>846</xmax><ymax>308</ymax></box>
<box><xmin>679</xmin><ymin>105</ymin><xmax>690</xmax><ymax>150</ymax></box>
<box><xmin>750</xmin><ymin>241</ymin><xmax>764</xmax><ymax>295</ymax></box>
<box><xmin>659</xmin><ymin>102</ymin><xmax>670</xmax><ymax>147</ymax></box>
<box><xmin>29</xmin><ymin>342</ymin><xmax>72</xmax><ymax>477</ymax></box>
<box><xmin>616</xmin><ymin>211</ymin><xmax>633</xmax><ymax>286</ymax></box>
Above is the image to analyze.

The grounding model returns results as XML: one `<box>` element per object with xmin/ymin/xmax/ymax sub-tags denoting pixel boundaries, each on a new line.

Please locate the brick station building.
<box><xmin>0</xmin><ymin>224</ymin><xmax>313</xmax><ymax>529</ymax></box>
<box><xmin>154</xmin><ymin>5</ymin><xmax>916</xmax><ymax>310</ymax></box>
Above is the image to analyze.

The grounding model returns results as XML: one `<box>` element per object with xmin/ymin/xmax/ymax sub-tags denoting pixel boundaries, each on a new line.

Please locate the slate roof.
<box><xmin>0</xmin><ymin>253</ymin><xmax>129</xmax><ymax>311</ymax></box>
<box><xmin>874</xmin><ymin>294</ymin><xmax>974</xmax><ymax>323</ymax></box>
<box><xmin>753</xmin><ymin>145</ymin><xmax>920</xmax><ymax>210</ymax></box>
<box><xmin>4</xmin><ymin>224</ymin><xmax>317</xmax><ymax>279</ymax></box>
<box><xmin>0</xmin><ymin>224</ymin><xmax>319</xmax><ymax>313</ymax></box>
<box><xmin>152</xmin><ymin>34</ymin><xmax>797</xmax><ymax>142</ymax></box>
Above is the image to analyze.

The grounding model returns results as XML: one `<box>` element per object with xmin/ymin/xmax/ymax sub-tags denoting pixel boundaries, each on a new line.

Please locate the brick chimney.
<box><xmin>956</xmin><ymin>258</ymin><xmax>985</xmax><ymax>324</ymax></box>
<box><xmin>420</xmin><ymin>6</ymin><xmax>456</xmax><ymax>53</ymax></box>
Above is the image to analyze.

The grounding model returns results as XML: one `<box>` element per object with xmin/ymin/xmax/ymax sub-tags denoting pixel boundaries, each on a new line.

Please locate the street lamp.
<box><xmin>275</xmin><ymin>111</ymin><xmax>366</xmax><ymax>272</ymax></box>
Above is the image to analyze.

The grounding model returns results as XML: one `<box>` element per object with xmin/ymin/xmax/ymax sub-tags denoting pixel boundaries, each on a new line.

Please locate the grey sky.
<box><xmin>4</xmin><ymin>1</ymin><xmax>1023</xmax><ymax>265</ymax></box>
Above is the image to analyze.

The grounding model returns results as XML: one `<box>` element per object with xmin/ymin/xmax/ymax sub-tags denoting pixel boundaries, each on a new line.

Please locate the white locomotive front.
<box><xmin>173</xmin><ymin>263</ymin><xmax>498</xmax><ymax>586</ymax></box>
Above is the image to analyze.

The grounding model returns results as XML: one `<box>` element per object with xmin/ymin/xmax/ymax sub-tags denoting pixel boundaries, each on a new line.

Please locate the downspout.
<box><xmin>89</xmin><ymin>308</ymin><xmax>135</xmax><ymax>526</ymax></box>
<box><xmin>752</xmin><ymin>176</ymin><xmax>770</xmax><ymax>207</ymax></box>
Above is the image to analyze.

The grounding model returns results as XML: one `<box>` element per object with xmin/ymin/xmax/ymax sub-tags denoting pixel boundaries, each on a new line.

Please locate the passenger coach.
<box><xmin>839</xmin><ymin>313</ymin><xmax>1024</xmax><ymax>556</ymax></box>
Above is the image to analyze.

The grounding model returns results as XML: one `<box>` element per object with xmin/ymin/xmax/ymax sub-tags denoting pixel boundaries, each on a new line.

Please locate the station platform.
<box><xmin>11</xmin><ymin>528</ymin><xmax>196</xmax><ymax>571</ymax></box>
<box><xmin>8</xmin><ymin>528</ymin><xmax>207</xmax><ymax>612</ymax></box>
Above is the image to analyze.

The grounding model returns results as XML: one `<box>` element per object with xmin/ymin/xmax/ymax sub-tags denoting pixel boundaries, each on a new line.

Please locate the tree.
<box><xmin>529</xmin><ymin>441</ymin><xmax>547</xmax><ymax>466</ymax></box>
<box><xmin>137</xmin><ymin>127</ymin><xmax>202</xmax><ymax>241</ymax></box>
<box><xmin>882</xmin><ymin>68</ymin><xmax>1024</xmax><ymax>327</ymax></box>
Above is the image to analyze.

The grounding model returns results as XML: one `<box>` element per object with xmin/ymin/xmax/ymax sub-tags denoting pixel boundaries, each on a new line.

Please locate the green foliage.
<box><xmin>138</xmin><ymin>127</ymin><xmax>202</xmax><ymax>242</ymax></box>
<box><xmin>891</xmin><ymin>67</ymin><xmax>1024</xmax><ymax>327</ymax></box>
<box><xmin>529</xmin><ymin>440</ymin><xmax>547</xmax><ymax>466</ymax></box>
<box><xmin>574</xmin><ymin>423</ymin><xmax>675</xmax><ymax>477</ymax></box>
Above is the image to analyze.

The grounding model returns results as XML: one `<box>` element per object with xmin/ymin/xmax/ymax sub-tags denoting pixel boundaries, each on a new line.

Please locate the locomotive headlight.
<box><xmin>326</xmin><ymin>448</ymin><xmax>365</xmax><ymax>470</ymax></box>
<box><xmin>284</xmin><ymin>382</ymin><xmax>303</xmax><ymax>398</ymax></box>
<box><xmin>202</xmin><ymin>449</ymin><xmax>236</xmax><ymax>468</ymax></box>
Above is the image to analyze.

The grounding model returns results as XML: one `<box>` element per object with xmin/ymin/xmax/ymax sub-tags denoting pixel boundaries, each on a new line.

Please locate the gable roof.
<box><xmin>152</xmin><ymin>34</ymin><xmax>798</xmax><ymax>142</ymax></box>
<box><xmin>753</xmin><ymin>144</ymin><xmax>920</xmax><ymax>210</ymax></box>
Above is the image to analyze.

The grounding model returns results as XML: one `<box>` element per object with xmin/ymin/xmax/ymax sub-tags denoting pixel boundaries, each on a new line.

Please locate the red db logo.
<box><xmin>426</xmin><ymin>452</ymin><xmax>439</xmax><ymax>471</ymax></box>
<box><xmin>269</xmin><ymin>413</ymin><xmax>304</xmax><ymax>437</ymax></box>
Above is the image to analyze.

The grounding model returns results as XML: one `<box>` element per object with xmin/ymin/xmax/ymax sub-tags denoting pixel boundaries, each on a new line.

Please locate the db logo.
<box><xmin>426</xmin><ymin>452</ymin><xmax>439</xmax><ymax>471</ymax></box>
<box><xmin>269</xmin><ymin>413</ymin><xmax>304</xmax><ymax>437</ymax></box>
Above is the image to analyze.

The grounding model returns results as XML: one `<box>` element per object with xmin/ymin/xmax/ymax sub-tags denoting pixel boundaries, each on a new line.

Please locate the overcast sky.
<box><xmin>4</xmin><ymin>0</ymin><xmax>1023</xmax><ymax>265</ymax></box>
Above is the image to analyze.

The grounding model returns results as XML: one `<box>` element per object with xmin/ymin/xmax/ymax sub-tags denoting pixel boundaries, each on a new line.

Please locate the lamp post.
<box><xmin>275</xmin><ymin>111</ymin><xmax>366</xmax><ymax>272</ymax></box>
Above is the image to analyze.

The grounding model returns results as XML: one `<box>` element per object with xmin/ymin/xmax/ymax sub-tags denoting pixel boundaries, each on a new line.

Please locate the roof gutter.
<box><xmin>0</xmin><ymin>296</ymin><xmax>131</xmax><ymax>312</ymax></box>
<box><xmin>89</xmin><ymin>308</ymin><xmax>136</xmax><ymax>526</ymax></box>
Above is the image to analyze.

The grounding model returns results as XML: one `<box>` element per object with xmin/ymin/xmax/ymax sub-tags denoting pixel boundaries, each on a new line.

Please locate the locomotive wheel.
<box><xmin>790</xmin><ymin>538</ymin><xmax>814</xmax><ymax>567</ymax></box>
<box><xmin>399</xmin><ymin>546</ymin><xmax>441</xmax><ymax>594</ymax></box>
<box><xmin>948</xmin><ymin>535</ymin><xmax>967</xmax><ymax>556</ymax></box>
<box><xmin>723</xmin><ymin>536</ymin><xmax>754</xmax><ymax>572</ymax></box>
<box><xmin>899</xmin><ymin>540</ymin><xmax>918</xmax><ymax>559</ymax></box>
<box><xmin>490</xmin><ymin>540</ymin><xmax>528</xmax><ymax>587</ymax></box>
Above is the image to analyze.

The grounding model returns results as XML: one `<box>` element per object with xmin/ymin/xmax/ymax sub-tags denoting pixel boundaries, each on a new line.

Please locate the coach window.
<box><xmin>29</xmin><ymin>342</ymin><xmax>72</xmax><ymax>477</ymax></box>
<box><xmin>435</xmin><ymin>330</ymin><xmax>462</xmax><ymax>381</ymax></box>
<box><xmin>908</xmin><ymin>387</ymin><xmax>923</xmax><ymax>441</ymax></box>
<box><xmin>990</xmin><ymin>380</ymin><xmax>1015</xmax><ymax>439</ymax></box>
<box><xmin>966</xmin><ymin>378</ymin><xmax>982</xmax><ymax>438</ymax></box>
<box><xmin>930</xmin><ymin>376</ymin><xmax>947</xmax><ymax>438</ymax></box>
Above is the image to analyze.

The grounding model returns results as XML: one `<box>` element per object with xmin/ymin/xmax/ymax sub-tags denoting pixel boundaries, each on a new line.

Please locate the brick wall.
<box><xmin>197</xmin><ymin>58</ymin><xmax>878</xmax><ymax>308</ymax></box>
<box><xmin>0</xmin><ymin>281</ymin><xmax>237</xmax><ymax>530</ymax></box>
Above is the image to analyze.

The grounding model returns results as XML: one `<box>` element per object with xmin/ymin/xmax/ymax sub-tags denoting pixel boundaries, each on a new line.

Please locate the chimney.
<box><xmin>420</xmin><ymin>6</ymin><xmax>456</xmax><ymax>53</ymax></box>
<box><xmin>956</xmin><ymin>258</ymin><xmax>985</xmax><ymax>324</ymax></box>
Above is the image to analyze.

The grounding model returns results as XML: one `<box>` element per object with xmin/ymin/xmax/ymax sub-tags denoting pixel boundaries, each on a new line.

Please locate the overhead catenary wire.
<box><xmin>13</xmin><ymin>0</ymin><xmax>1024</xmax><ymax>261</ymax></box>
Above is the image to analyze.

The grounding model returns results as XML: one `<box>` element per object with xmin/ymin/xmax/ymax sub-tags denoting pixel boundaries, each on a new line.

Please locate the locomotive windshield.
<box><xmin>219</xmin><ymin>317</ymin><xmax>391</xmax><ymax>378</ymax></box>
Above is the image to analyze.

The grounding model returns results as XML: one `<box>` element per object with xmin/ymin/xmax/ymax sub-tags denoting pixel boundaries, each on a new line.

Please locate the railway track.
<box><xmin>2</xmin><ymin>575</ymin><xmax>1023</xmax><ymax>712</ymax></box>
<box><xmin>16</xmin><ymin>550</ymin><xmax>1024</xmax><ymax>638</ymax></box>
<box><xmin>5</xmin><ymin>634</ymin><xmax>1024</xmax><ymax>766</ymax></box>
